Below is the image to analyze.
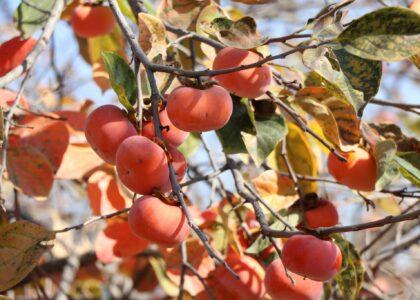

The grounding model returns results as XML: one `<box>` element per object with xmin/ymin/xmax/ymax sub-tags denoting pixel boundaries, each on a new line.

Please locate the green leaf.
<box><xmin>216</xmin><ymin>98</ymin><xmax>255</xmax><ymax>154</ymax></box>
<box><xmin>333</xmin><ymin>234</ymin><xmax>365</xmax><ymax>300</ymax></box>
<box><xmin>242</xmin><ymin>113</ymin><xmax>287</xmax><ymax>166</ymax></box>
<box><xmin>149</xmin><ymin>257</ymin><xmax>178</xmax><ymax>297</ymax></box>
<box><xmin>395</xmin><ymin>152</ymin><xmax>420</xmax><ymax>186</ymax></box>
<box><xmin>337</xmin><ymin>7</ymin><xmax>420</xmax><ymax>61</ymax></box>
<box><xmin>178</xmin><ymin>133</ymin><xmax>200</xmax><ymax>159</ymax></box>
<box><xmin>117</xmin><ymin>0</ymin><xmax>136</xmax><ymax>22</ymax></box>
<box><xmin>102</xmin><ymin>52</ymin><xmax>137</xmax><ymax>113</ymax></box>
<box><xmin>0</xmin><ymin>221</ymin><xmax>55</xmax><ymax>292</ymax></box>
<box><xmin>374</xmin><ymin>140</ymin><xmax>400</xmax><ymax>190</ymax></box>
<box><xmin>13</xmin><ymin>0</ymin><xmax>55</xmax><ymax>38</ymax></box>
<box><xmin>332</xmin><ymin>48</ymin><xmax>382</xmax><ymax>102</ymax></box>
<box><xmin>304</xmin><ymin>47</ymin><xmax>365</xmax><ymax>115</ymax></box>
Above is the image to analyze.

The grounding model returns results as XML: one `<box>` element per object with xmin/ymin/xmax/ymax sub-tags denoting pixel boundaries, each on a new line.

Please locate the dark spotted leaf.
<box><xmin>395</xmin><ymin>152</ymin><xmax>420</xmax><ymax>186</ymax></box>
<box><xmin>204</xmin><ymin>16</ymin><xmax>268</xmax><ymax>49</ymax></box>
<box><xmin>13</xmin><ymin>0</ymin><xmax>55</xmax><ymax>38</ymax></box>
<box><xmin>374</xmin><ymin>140</ymin><xmax>400</xmax><ymax>190</ymax></box>
<box><xmin>304</xmin><ymin>47</ymin><xmax>365</xmax><ymax>115</ymax></box>
<box><xmin>332</xmin><ymin>48</ymin><xmax>382</xmax><ymax>101</ymax></box>
<box><xmin>0</xmin><ymin>221</ymin><xmax>55</xmax><ymax>291</ymax></box>
<box><xmin>337</xmin><ymin>7</ymin><xmax>420</xmax><ymax>61</ymax></box>
<box><xmin>294</xmin><ymin>88</ymin><xmax>360</xmax><ymax>149</ymax></box>
<box><xmin>102</xmin><ymin>52</ymin><xmax>137</xmax><ymax>113</ymax></box>
<box><xmin>333</xmin><ymin>234</ymin><xmax>365</xmax><ymax>300</ymax></box>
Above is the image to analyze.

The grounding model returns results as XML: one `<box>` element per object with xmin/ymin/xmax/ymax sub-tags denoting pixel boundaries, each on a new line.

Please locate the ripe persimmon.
<box><xmin>282</xmin><ymin>235</ymin><xmax>342</xmax><ymax>282</ymax></box>
<box><xmin>166</xmin><ymin>85</ymin><xmax>233</xmax><ymax>132</ymax></box>
<box><xmin>116</xmin><ymin>136</ymin><xmax>169</xmax><ymax>194</ymax></box>
<box><xmin>304</xmin><ymin>200</ymin><xmax>339</xmax><ymax>229</ymax></box>
<box><xmin>128</xmin><ymin>195</ymin><xmax>190</xmax><ymax>247</ymax></box>
<box><xmin>213</xmin><ymin>254</ymin><xmax>266</xmax><ymax>300</ymax></box>
<box><xmin>142</xmin><ymin>109</ymin><xmax>189</xmax><ymax>147</ymax></box>
<box><xmin>212</xmin><ymin>47</ymin><xmax>272</xmax><ymax>99</ymax></box>
<box><xmin>327</xmin><ymin>148</ymin><xmax>377</xmax><ymax>192</ymax></box>
<box><xmin>71</xmin><ymin>5</ymin><xmax>116</xmax><ymax>38</ymax></box>
<box><xmin>85</xmin><ymin>105</ymin><xmax>136</xmax><ymax>164</ymax></box>
<box><xmin>0</xmin><ymin>36</ymin><xmax>36</xmax><ymax>76</ymax></box>
<box><xmin>265</xmin><ymin>259</ymin><xmax>323</xmax><ymax>300</ymax></box>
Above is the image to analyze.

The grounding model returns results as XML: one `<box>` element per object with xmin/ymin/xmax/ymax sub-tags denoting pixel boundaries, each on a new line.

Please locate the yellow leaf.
<box><xmin>268</xmin><ymin>122</ymin><xmax>318</xmax><ymax>194</ymax></box>
<box><xmin>252</xmin><ymin>170</ymin><xmax>295</xmax><ymax>197</ymax></box>
<box><xmin>0</xmin><ymin>221</ymin><xmax>55</xmax><ymax>291</ymax></box>
<box><xmin>138</xmin><ymin>13</ymin><xmax>167</xmax><ymax>59</ymax></box>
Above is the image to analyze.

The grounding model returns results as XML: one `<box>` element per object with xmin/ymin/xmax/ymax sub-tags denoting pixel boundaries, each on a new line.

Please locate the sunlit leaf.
<box><xmin>337</xmin><ymin>7</ymin><xmax>420</xmax><ymax>61</ymax></box>
<box><xmin>294</xmin><ymin>90</ymin><xmax>360</xmax><ymax>150</ymax></box>
<box><xmin>374</xmin><ymin>140</ymin><xmax>400</xmax><ymax>190</ymax></box>
<box><xmin>87</xmin><ymin>171</ymin><xmax>127</xmax><ymax>215</ymax></box>
<box><xmin>0</xmin><ymin>221</ymin><xmax>55</xmax><ymax>291</ymax></box>
<box><xmin>395</xmin><ymin>152</ymin><xmax>420</xmax><ymax>186</ymax></box>
<box><xmin>138</xmin><ymin>13</ymin><xmax>167</xmax><ymax>59</ymax></box>
<box><xmin>270</xmin><ymin>122</ymin><xmax>318</xmax><ymax>194</ymax></box>
<box><xmin>55</xmin><ymin>144</ymin><xmax>104</xmax><ymax>180</ymax></box>
<box><xmin>13</xmin><ymin>0</ymin><xmax>55</xmax><ymax>38</ymax></box>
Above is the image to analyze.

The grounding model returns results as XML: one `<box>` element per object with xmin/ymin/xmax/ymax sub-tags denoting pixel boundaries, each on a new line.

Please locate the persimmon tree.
<box><xmin>0</xmin><ymin>0</ymin><xmax>419</xmax><ymax>299</ymax></box>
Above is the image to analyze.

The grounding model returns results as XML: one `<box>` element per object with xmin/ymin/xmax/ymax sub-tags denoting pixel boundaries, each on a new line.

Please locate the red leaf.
<box><xmin>162</xmin><ymin>238</ymin><xmax>216</xmax><ymax>296</ymax></box>
<box><xmin>14</xmin><ymin>115</ymin><xmax>70</xmax><ymax>172</ymax></box>
<box><xmin>55</xmin><ymin>144</ymin><xmax>104</xmax><ymax>179</ymax></box>
<box><xmin>87</xmin><ymin>170</ymin><xmax>127</xmax><ymax>215</ymax></box>
<box><xmin>6</xmin><ymin>146</ymin><xmax>54</xmax><ymax>198</ymax></box>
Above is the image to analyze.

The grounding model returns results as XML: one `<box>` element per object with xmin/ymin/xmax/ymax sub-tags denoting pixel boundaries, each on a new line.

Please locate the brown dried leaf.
<box><xmin>0</xmin><ymin>221</ymin><xmax>55</xmax><ymax>291</ymax></box>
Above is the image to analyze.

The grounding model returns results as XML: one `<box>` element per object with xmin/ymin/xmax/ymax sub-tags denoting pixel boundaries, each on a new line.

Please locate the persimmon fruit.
<box><xmin>265</xmin><ymin>259</ymin><xmax>323</xmax><ymax>300</ymax></box>
<box><xmin>166</xmin><ymin>85</ymin><xmax>233</xmax><ymax>132</ymax></box>
<box><xmin>212</xmin><ymin>47</ymin><xmax>272</xmax><ymax>99</ymax></box>
<box><xmin>327</xmin><ymin>148</ymin><xmax>377</xmax><ymax>192</ymax></box>
<box><xmin>142</xmin><ymin>109</ymin><xmax>189</xmax><ymax>147</ymax></box>
<box><xmin>0</xmin><ymin>36</ymin><xmax>36</xmax><ymax>76</ymax></box>
<box><xmin>85</xmin><ymin>105</ymin><xmax>136</xmax><ymax>165</ymax></box>
<box><xmin>304</xmin><ymin>200</ymin><xmax>339</xmax><ymax>229</ymax></box>
<box><xmin>95</xmin><ymin>219</ymin><xmax>149</xmax><ymax>263</ymax></box>
<box><xmin>71</xmin><ymin>5</ymin><xmax>116</xmax><ymax>38</ymax></box>
<box><xmin>116</xmin><ymin>136</ymin><xmax>169</xmax><ymax>194</ymax></box>
<box><xmin>282</xmin><ymin>235</ymin><xmax>342</xmax><ymax>282</ymax></box>
<box><xmin>212</xmin><ymin>254</ymin><xmax>265</xmax><ymax>300</ymax></box>
<box><xmin>128</xmin><ymin>195</ymin><xmax>190</xmax><ymax>247</ymax></box>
